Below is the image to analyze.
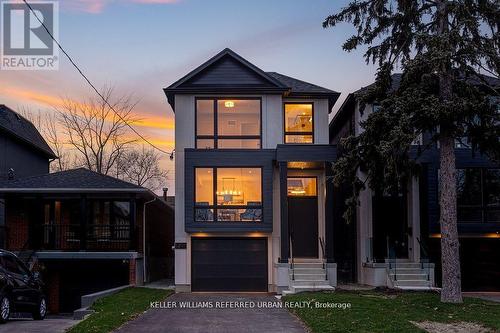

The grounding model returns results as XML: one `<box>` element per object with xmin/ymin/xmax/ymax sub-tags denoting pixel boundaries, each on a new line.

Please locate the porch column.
<box><xmin>79</xmin><ymin>196</ymin><xmax>87</xmax><ymax>250</ymax></box>
<box><xmin>129</xmin><ymin>198</ymin><xmax>136</xmax><ymax>251</ymax></box>
<box><xmin>325</xmin><ymin>162</ymin><xmax>335</xmax><ymax>262</ymax></box>
<box><xmin>278</xmin><ymin>162</ymin><xmax>289</xmax><ymax>263</ymax></box>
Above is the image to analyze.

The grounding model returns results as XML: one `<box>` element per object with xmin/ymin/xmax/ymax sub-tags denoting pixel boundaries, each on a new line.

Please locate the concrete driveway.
<box><xmin>115</xmin><ymin>293</ymin><xmax>307</xmax><ymax>333</ymax></box>
<box><xmin>0</xmin><ymin>315</ymin><xmax>77</xmax><ymax>333</ymax></box>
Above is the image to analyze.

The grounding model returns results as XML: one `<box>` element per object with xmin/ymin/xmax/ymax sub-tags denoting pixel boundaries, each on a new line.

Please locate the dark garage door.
<box><xmin>191</xmin><ymin>238</ymin><xmax>267</xmax><ymax>292</ymax></box>
<box><xmin>460</xmin><ymin>238</ymin><xmax>500</xmax><ymax>291</ymax></box>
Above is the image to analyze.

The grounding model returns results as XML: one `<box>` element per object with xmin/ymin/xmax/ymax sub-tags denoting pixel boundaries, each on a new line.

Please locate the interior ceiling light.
<box><xmin>225</xmin><ymin>101</ymin><xmax>235</xmax><ymax>108</ymax></box>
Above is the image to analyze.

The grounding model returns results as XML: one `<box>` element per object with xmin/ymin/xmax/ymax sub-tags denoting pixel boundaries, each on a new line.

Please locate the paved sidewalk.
<box><xmin>115</xmin><ymin>293</ymin><xmax>307</xmax><ymax>333</ymax></box>
<box><xmin>0</xmin><ymin>315</ymin><xmax>77</xmax><ymax>333</ymax></box>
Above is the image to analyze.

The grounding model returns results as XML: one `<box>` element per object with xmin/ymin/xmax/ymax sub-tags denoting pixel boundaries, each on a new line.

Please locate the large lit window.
<box><xmin>196</xmin><ymin>99</ymin><xmax>261</xmax><ymax>149</ymax></box>
<box><xmin>455</xmin><ymin>168</ymin><xmax>500</xmax><ymax>223</ymax></box>
<box><xmin>284</xmin><ymin>103</ymin><xmax>313</xmax><ymax>144</ymax></box>
<box><xmin>194</xmin><ymin>167</ymin><xmax>262</xmax><ymax>222</ymax></box>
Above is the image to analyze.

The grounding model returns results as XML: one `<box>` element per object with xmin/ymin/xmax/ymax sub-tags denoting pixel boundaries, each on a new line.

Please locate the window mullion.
<box><xmin>214</xmin><ymin>99</ymin><xmax>218</xmax><ymax>149</ymax></box>
<box><xmin>213</xmin><ymin>167</ymin><xmax>217</xmax><ymax>222</ymax></box>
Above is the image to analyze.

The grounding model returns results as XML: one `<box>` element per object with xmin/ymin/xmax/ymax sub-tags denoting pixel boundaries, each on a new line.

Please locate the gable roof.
<box><xmin>164</xmin><ymin>48</ymin><xmax>340</xmax><ymax>113</ymax></box>
<box><xmin>0</xmin><ymin>168</ymin><xmax>147</xmax><ymax>192</ymax></box>
<box><xmin>267</xmin><ymin>72</ymin><xmax>340</xmax><ymax>111</ymax></box>
<box><xmin>0</xmin><ymin>105</ymin><xmax>56</xmax><ymax>159</ymax></box>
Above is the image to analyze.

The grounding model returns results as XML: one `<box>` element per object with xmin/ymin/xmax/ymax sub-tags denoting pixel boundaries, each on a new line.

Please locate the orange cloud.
<box><xmin>0</xmin><ymin>86</ymin><xmax>174</xmax><ymax>131</ymax></box>
<box><xmin>1</xmin><ymin>86</ymin><xmax>67</xmax><ymax>107</ymax></box>
<box><xmin>63</xmin><ymin>0</ymin><xmax>179</xmax><ymax>14</ymax></box>
<box><xmin>131</xmin><ymin>117</ymin><xmax>174</xmax><ymax>130</ymax></box>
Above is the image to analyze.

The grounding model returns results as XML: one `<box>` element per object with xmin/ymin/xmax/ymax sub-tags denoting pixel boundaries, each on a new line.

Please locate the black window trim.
<box><xmin>455</xmin><ymin>167</ymin><xmax>500</xmax><ymax>224</ymax></box>
<box><xmin>194</xmin><ymin>166</ymin><xmax>264</xmax><ymax>223</ymax></box>
<box><xmin>195</xmin><ymin>97</ymin><xmax>263</xmax><ymax>149</ymax></box>
<box><xmin>283</xmin><ymin>102</ymin><xmax>315</xmax><ymax>144</ymax></box>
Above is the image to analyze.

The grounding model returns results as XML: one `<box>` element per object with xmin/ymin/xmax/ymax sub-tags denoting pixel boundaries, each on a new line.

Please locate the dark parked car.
<box><xmin>0</xmin><ymin>250</ymin><xmax>46</xmax><ymax>323</ymax></box>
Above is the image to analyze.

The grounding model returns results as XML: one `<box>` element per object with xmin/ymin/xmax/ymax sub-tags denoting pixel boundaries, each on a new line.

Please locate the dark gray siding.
<box><xmin>183</xmin><ymin>56</ymin><xmax>274</xmax><ymax>87</ymax></box>
<box><xmin>0</xmin><ymin>133</ymin><xmax>50</xmax><ymax>180</ymax></box>
<box><xmin>276</xmin><ymin>144</ymin><xmax>336</xmax><ymax>162</ymax></box>
<box><xmin>184</xmin><ymin>149</ymin><xmax>275</xmax><ymax>233</ymax></box>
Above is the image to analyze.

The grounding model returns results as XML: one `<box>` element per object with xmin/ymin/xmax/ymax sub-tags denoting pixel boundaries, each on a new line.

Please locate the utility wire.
<box><xmin>22</xmin><ymin>0</ymin><xmax>174</xmax><ymax>158</ymax></box>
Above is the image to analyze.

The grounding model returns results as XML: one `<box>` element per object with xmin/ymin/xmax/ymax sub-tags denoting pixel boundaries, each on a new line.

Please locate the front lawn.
<box><xmin>68</xmin><ymin>287</ymin><xmax>172</xmax><ymax>333</ymax></box>
<box><xmin>284</xmin><ymin>290</ymin><xmax>500</xmax><ymax>333</ymax></box>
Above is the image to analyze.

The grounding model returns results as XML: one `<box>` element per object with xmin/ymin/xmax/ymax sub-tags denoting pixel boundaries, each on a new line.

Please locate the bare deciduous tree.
<box><xmin>55</xmin><ymin>87</ymin><xmax>139</xmax><ymax>175</ymax></box>
<box><xmin>19</xmin><ymin>108</ymin><xmax>73</xmax><ymax>172</ymax></box>
<box><xmin>117</xmin><ymin>145</ymin><xmax>169</xmax><ymax>191</ymax></box>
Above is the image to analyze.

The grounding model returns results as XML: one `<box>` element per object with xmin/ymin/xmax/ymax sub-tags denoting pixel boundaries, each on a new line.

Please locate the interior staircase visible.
<box><xmin>282</xmin><ymin>258</ymin><xmax>335</xmax><ymax>295</ymax></box>
<box><xmin>387</xmin><ymin>260</ymin><xmax>434</xmax><ymax>290</ymax></box>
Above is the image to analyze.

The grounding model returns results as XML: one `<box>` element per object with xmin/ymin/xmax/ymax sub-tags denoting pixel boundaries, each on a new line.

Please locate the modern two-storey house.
<box><xmin>165</xmin><ymin>48</ymin><xmax>340</xmax><ymax>293</ymax></box>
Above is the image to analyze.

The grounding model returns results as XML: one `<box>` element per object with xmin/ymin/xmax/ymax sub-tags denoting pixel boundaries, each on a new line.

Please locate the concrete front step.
<box><xmin>393</xmin><ymin>280</ymin><xmax>433</xmax><ymax>287</ymax></box>
<box><xmin>389</xmin><ymin>268</ymin><xmax>431</xmax><ymax>274</ymax></box>
<box><xmin>291</xmin><ymin>268</ymin><xmax>326</xmax><ymax>274</ymax></box>
<box><xmin>389</xmin><ymin>273</ymin><xmax>430</xmax><ymax>281</ymax></box>
<box><xmin>287</xmin><ymin>285</ymin><xmax>335</xmax><ymax>294</ymax></box>
<box><xmin>387</xmin><ymin>263</ymin><xmax>429</xmax><ymax>269</ymax></box>
<box><xmin>292</xmin><ymin>258</ymin><xmax>323</xmax><ymax>263</ymax></box>
<box><xmin>290</xmin><ymin>273</ymin><xmax>327</xmax><ymax>281</ymax></box>
<box><xmin>291</xmin><ymin>279</ymin><xmax>329</xmax><ymax>286</ymax></box>
<box><xmin>395</xmin><ymin>286</ymin><xmax>439</xmax><ymax>291</ymax></box>
<box><xmin>292</xmin><ymin>263</ymin><xmax>325</xmax><ymax>269</ymax></box>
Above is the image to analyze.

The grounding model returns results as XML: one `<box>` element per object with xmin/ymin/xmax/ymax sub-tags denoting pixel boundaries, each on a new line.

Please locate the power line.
<box><xmin>22</xmin><ymin>0</ymin><xmax>174</xmax><ymax>158</ymax></box>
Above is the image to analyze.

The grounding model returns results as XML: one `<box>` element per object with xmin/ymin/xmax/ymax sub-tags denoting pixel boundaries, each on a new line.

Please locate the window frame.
<box><xmin>193</xmin><ymin>166</ymin><xmax>264</xmax><ymax>223</ymax></box>
<box><xmin>283</xmin><ymin>102</ymin><xmax>315</xmax><ymax>144</ymax></box>
<box><xmin>287</xmin><ymin>176</ymin><xmax>318</xmax><ymax>198</ymax></box>
<box><xmin>455</xmin><ymin>167</ymin><xmax>500</xmax><ymax>224</ymax></box>
<box><xmin>195</xmin><ymin>97</ymin><xmax>262</xmax><ymax>149</ymax></box>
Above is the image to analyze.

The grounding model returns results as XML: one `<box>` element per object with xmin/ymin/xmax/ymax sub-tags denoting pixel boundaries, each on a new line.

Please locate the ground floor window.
<box><xmin>456</xmin><ymin>168</ymin><xmax>500</xmax><ymax>223</ymax></box>
<box><xmin>195</xmin><ymin>167</ymin><xmax>262</xmax><ymax>222</ymax></box>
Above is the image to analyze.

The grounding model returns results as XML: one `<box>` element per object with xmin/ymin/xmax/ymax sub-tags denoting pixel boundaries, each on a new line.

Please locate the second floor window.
<box><xmin>284</xmin><ymin>103</ymin><xmax>314</xmax><ymax>143</ymax></box>
<box><xmin>196</xmin><ymin>98</ymin><xmax>261</xmax><ymax>149</ymax></box>
<box><xmin>455</xmin><ymin>168</ymin><xmax>500</xmax><ymax>223</ymax></box>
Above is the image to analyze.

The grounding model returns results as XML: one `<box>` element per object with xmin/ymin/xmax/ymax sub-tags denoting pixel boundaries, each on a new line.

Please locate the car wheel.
<box><xmin>0</xmin><ymin>295</ymin><xmax>10</xmax><ymax>323</ymax></box>
<box><xmin>32</xmin><ymin>297</ymin><xmax>46</xmax><ymax>320</ymax></box>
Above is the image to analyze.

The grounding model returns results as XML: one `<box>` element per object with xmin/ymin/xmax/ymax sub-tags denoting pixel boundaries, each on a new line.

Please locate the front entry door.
<box><xmin>287</xmin><ymin>177</ymin><xmax>318</xmax><ymax>258</ymax></box>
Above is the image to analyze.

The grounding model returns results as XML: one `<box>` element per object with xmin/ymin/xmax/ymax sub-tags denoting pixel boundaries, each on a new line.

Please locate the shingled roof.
<box><xmin>0</xmin><ymin>168</ymin><xmax>147</xmax><ymax>192</ymax></box>
<box><xmin>354</xmin><ymin>73</ymin><xmax>500</xmax><ymax>96</ymax></box>
<box><xmin>0</xmin><ymin>105</ymin><xmax>56</xmax><ymax>159</ymax></box>
<box><xmin>266</xmin><ymin>72</ymin><xmax>338</xmax><ymax>95</ymax></box>
<box><xmin>164</xmin><ymin>48</ymin><xmax>340</xmax><ymax>113</ymax></box>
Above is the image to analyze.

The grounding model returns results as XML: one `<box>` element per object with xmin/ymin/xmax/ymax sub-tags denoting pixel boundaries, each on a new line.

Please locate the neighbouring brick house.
<box><xmin>0</xmin><ymin>168</ymin><xmax>174</xmax><ymax>313</ymax></box>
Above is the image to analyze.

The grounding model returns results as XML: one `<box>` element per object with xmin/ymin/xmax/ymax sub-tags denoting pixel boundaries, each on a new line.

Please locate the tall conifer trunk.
<box><xmin>437</xmin><ymin>0</ymin><xmax>463</xmax><ymax>303</ymax></box>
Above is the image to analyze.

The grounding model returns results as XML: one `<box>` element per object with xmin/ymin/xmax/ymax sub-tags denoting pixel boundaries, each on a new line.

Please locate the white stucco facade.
<box><xmin>173</xmin><ymin>93</ymin><xmax>333</xmax><ymax>292</ymax></box>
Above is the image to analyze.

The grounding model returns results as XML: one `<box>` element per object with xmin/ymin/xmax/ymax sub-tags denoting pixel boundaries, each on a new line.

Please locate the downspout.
<box><xmin>143</xmin><ymin>196</ymin><xmax>157</xmax><ymax>284</ymax></box>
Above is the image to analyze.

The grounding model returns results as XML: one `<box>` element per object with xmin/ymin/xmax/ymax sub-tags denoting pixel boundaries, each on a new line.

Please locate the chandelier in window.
<box><xmin>216</xmin><ymin>177</ymin><xmax>243</xmax><ymax>203</ymax></box>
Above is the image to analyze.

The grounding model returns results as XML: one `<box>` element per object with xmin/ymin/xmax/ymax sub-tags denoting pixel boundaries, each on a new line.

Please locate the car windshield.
<box><xmin>0</xmin><ymin>253</ymin><xmax>29</xmax><ymax>275</ymax></box>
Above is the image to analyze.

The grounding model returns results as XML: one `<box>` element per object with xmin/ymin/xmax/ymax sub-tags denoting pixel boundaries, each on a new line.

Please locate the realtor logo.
<box><xmin>1</xmin><ymin>0</ymin><xmax>59</xmax><ymax>70</ymax></box>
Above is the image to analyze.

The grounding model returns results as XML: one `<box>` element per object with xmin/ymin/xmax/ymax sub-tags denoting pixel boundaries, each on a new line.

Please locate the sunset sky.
<box><xmin>0</xmin><ymin>0</ymin><xmax>378</xmax><ymax>192</ymax></box>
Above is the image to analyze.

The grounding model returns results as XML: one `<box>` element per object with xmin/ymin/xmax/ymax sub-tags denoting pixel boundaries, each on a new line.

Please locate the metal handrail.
<box><xmin>289</xmin><ymin>232</ymin><xmax>295</xmax><ymax>280</ymax></box>
<box><xmin>319</xmin><ymin>237</ymin><xmax>328</xmax><ymax>281</ymax></box>
<box><xmin>387</xmin><ymin>237</ymin><xmax>397</xmax><ymax>281</ymax></box>
<box><xmin>416</xmin><ymin>237</ymin><xmax>431</xmax><ymax>282</ymax></box>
